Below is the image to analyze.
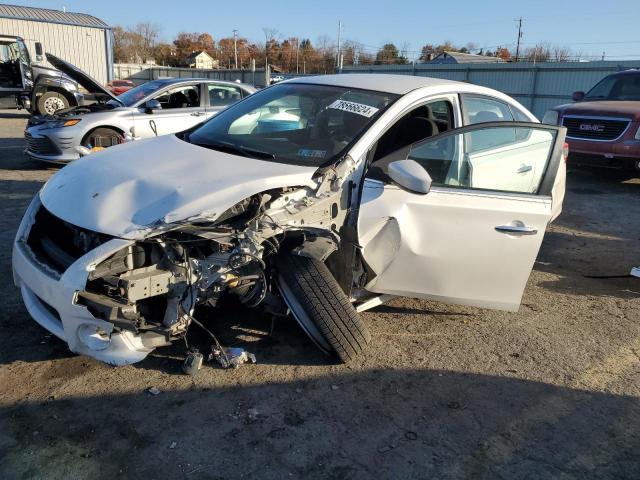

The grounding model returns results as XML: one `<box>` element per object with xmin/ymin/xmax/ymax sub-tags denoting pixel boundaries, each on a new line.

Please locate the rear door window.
<box><xmin>462</xmin><ymin>95</ymin><xmax>514</xmax><ymax>125</ymax></box>
<box><xmin>208</xmin><ymin>85</ymin><xmax>244</xmax><ymax>107</ymax></box>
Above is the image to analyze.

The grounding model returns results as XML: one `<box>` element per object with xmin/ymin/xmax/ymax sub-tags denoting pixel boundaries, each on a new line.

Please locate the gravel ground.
<box><xmin>0</xmin><ymin>110</ymin><xmax>638</xmax><ymax>480</ymax></box>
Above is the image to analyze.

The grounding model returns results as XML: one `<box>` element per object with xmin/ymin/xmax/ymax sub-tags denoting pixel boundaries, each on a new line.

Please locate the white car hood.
<box><xmin>39</xmin><ymin>135</ymin><xmax>318</xmax><ymax>239</ymax></box>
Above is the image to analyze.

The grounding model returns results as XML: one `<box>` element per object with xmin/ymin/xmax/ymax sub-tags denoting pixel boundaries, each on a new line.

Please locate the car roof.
<box><xmin>152</xmin><ymin>77</ymin><xmax>254</xmax><ymax>89</ymax></box>
<box><xmin>606</xmin><ymin>69</ymin><xmax>640</xmax><ymax>77</ymax></box>
<box><xmin>285</xmin><ymin>73</ymin><xmax>464</xmax><ymax>95</ymax></box>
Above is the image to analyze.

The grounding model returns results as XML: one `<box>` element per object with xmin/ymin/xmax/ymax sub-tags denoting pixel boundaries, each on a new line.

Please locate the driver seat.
<box><xmin>168</xmin><ymin>91</ymin><xmax>189</xmax><ymax>108</ymax></box>
<box><xmin>186</xmin><ymin>89</ymin><xmax>199</xmax><ymax>107</ymax></box>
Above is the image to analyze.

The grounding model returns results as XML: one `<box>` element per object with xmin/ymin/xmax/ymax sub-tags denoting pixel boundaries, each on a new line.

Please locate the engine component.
<box><xmin>119</xmin><ymin>265</ymin><xmax>173</xmax><ymax>302</ymax></box>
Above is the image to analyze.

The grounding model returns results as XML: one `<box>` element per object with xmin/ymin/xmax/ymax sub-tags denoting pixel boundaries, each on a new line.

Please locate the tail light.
<box><xmin>562</xmin><ymin>142</ymin><xmax>569</xmax><ymax>164</ymax></box>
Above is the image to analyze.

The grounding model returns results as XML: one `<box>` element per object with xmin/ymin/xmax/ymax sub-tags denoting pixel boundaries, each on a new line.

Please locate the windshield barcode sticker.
<box><xmin>297</xmin><ymin>148</ymin><xmax>327</xmax><ymax>159</ymax></box>
<box><xmin>328</xmin><ymin>100</ymin><xmax>379</xmax><ymax>118</ymax></box>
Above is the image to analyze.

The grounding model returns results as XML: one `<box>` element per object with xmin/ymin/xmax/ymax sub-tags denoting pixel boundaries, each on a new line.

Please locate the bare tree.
<box><xmin>262</xmin><ymin>28</ymin><xmax>279</xmax><ymax>69</ymax></box>
<box><xmin>128</xmin><ymin>22</ymin><xmax>160</xmax><ymax>62</ymax></box>
<box><xmin>551</xmin><ymin>45</ymin><xmax>572</xmax><ymax>62</ymax></box>
<box><xmin>523</xmin><ymin>43</ymin><xmax>551</xmax><ymax>62</ymax></box>
<box><xmin>113</xmin><ymin>22</ymin><xmax>160</xmax><ymax>63</ymax></box>
<box><xmin>400</xmin><ymin>41</ymin><xmax>412</xmax><ymax>63</ymax></box>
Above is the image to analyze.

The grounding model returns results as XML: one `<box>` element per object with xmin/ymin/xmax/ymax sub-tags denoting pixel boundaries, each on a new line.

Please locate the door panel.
<box><xmin>358</xmin><ymin>122</ymin><xmax>566</xmax><ymax>311</ymax></box>
<box><xmin>133</xmin><ymin>84</ymin><xmax>206</xmax><ymax>138</ymax></box>
<box><xmin>359</xmin><ymin>182</ymin><xmax>550</xmax><ymax>311</ymax></box>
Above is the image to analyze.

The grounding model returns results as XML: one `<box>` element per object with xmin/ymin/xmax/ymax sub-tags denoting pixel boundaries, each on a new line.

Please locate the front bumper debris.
<box><xmin>12</xmin><ymin>196</ymin><xmax>152</xmax><ymax>365</ymax></box>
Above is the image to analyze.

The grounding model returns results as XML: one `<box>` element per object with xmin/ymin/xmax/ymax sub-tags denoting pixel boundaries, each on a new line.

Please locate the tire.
<box><xmin>82</xmin><ymin>128</ymin><xmax>123</xmax><ymax>149</ymax></box>
<box><xmin>37</xmin><ymin>91</ymin><xmax>70</xmax><ymax>115</ymax></box>
<box><xmin>276</xmin><ymin>254</ymin><xmax>371</xmax><ymax>363</ymax></box>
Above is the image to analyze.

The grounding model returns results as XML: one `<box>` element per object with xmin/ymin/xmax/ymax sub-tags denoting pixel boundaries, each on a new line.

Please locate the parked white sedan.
<box><xmin>25</xmin><ymin>54</ymin><xmax>256</xmax><ymax>163</ymax></box>
<box><xmin>13</xmin><ymin>74</ymin><xmax>567</xmax><ymax>366</ymax></box>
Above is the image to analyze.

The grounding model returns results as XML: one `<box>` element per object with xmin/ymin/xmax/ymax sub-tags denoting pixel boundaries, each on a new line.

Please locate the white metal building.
<box><xmin>0</xmin><ymin>4</ymin><xmax>113</xmax><ymax>84</ymax></box>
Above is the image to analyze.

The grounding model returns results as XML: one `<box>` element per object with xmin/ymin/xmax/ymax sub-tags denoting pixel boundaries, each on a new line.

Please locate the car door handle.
<box><xmin>516</xmin><ymin>164</ymin><xmax>532</xmax><ymax>174</ymax></box>
<box><xmin>495</xmin><ymin>224</ymin><xmax>538</xmax><ymax>235</ymax></box>
<box><xmin>190</xmin><ymin>112</ymin><xmax>206</xmax><ymax>117</ymax></box>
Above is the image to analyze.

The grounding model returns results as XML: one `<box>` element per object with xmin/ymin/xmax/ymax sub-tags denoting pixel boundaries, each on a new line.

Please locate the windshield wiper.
<box><xmin>192</xmin><ymin>140</ymin><xmax>275</xmax><ymax>160</ymax></box>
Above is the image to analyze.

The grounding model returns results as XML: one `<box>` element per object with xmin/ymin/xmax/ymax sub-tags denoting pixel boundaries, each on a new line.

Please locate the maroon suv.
<box><xmin>543</xmin><ymin>69</ymin><xmax>640</xmax><ymax>173</ymax></box>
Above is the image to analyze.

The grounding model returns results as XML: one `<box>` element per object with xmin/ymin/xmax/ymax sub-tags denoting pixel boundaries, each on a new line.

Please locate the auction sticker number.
<box><xmin>328</xmin><ymin>99</ymin><xmax>379</xmax><ymax>118</ymax></box>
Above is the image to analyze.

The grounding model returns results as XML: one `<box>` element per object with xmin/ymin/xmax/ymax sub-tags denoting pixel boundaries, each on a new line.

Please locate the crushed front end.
<box><xmin>13</xmin><ymin>167</ymin><xmax>351</xmax><ymax>366</ymax></box>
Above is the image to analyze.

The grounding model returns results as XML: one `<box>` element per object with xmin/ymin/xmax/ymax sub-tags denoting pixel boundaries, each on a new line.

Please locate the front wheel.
<box><xmin>276</xmin><ymin>254</ymin><xmax>371</xmax><ymax>363</ymax></box>
<box><xmin>37</xmin><ymin>92</ymin><xmax>70</xmax><ymax>115</ymax></box>
<box><xmin>82</xmin><ymin>128</ymin><xmax>123</xmax><ymax>150</ymax></box>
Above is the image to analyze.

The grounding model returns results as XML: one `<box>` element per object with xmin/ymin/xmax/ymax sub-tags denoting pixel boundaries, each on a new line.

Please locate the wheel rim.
<box><xmin>43</xmin><ymin>96</ymin><xmax>66</xmax><ymax>115</ymax></box>
<box><xmin>276</xmin><ymin>274</ymin><xmax>333</xmax><ymax>355</ymax></box>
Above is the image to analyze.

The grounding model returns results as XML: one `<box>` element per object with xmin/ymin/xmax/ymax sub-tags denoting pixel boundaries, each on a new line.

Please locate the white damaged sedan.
<box><xmin>13</xmin><ymin>74</ymin><xmax>567</xmax><ymax>366</ymax></box>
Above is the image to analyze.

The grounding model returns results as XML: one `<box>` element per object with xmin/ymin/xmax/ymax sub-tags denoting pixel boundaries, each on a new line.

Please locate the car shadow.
<box><xmin>0</xmin><ymin>110</ymin><xmax>30</xmax><ymax>119</ymax></box>
<box><xmin>0</xmin><ymin>137</ymin><xmax>62</xmax><ymax>172</ymax></box>
<box><xmin>534</xmin><ymin>169</ymin><xmax>640</xmax><ymax>299</ymax></box>
<box><xmin>0</xmin><ymin>298</ymin><xmax>329</xmax><ymax>369</ymax></box>
<box><xmin>568</xmin><ymin>166</ymin><xmax>640</xmax><ymax>185</ymax></box>
<box><xmin>1</xmin><ymin>368</ymin><xmax>638</xmax><ymax>479</ymax></box>
<box><xmin>535</xmin><ymin>229</ymin><xmax>639</xmax><ymax>299</ymax></box>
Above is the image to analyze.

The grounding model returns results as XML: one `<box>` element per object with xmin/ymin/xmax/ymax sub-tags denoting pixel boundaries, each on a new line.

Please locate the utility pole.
<box><xmin>514</xmin><ymin>18</ymin><xmax>523</xmax><ymax>62</ymax></box>
<box><xmin>336</xmin><ymin>20</ymin><xmax>342</xmax><ymax>68</ymax></box>
<box><xmin>296</xmin><ymin>38</ymin><xmax>300</xmax><ymax>74</ymax></box>
<box><xmin>263</xmin><ymin>30</ymin><xmax>269</xmax><ymax>82</ymax></box>
<box><xmin>233</xmin><ymin>29</ymin><xmax>238</xmax><ymax>69</ymax></box>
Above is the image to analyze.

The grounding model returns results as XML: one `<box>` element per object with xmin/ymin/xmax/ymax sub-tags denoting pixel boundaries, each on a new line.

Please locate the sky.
<box><xmin>11</xmin><ymin>0</ymin><xmax>640</xmax><ymax>60</ymax></box>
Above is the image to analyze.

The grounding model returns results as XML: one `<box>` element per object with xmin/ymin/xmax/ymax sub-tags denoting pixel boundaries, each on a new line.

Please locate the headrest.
<box><xmin>396</xmin><ymin>116</ymin><xmax>439</xmax><ymax>146</ymax></box>
<box><xmin>471</xmin><ymin>111</ymin><xmax>501</xmax><ymax>123</ymax></box>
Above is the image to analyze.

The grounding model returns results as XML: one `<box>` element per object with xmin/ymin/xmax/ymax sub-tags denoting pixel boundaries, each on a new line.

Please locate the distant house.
<box><xmin>186</xmin><ymin>51</ymin><xmax>218</xmax><ymax>69</ymax></box>
<box><xmin>428</xmin><ymin>51</ymin><xmax>506</xmax><ymax>64</ymax></box>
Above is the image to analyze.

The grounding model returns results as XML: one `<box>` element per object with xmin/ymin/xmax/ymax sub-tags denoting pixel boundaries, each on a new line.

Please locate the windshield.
<box><xmin>112</xmin><ymin>80</ymin><xmax>167</xmax><ymax>107</ymax></box>
<box><xmin>585</xmin><ymin>74</ymin><xmax>640</xmax><ymax>101</ymax></box>
<box><xmin>185</xmin><ymin>83</ymin><xmax>398</xmax><ymax>167</ymax></box>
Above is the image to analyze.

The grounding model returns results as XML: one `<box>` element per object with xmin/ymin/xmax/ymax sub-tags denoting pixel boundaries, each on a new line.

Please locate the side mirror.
<box><xmin>144</xmin><ymin>99</ymin><xmax>161</xmax><ymax>113</ymax></box>
<box><xmin>572</xmin><ymin>91</ymin><xmax>585</xmax><ymax>102</ymax></box>
<box><xmin>388</xmin><ymin>159</ymin><xmax>432</xmax><ymax>194</ymax></box>
<box><xmin>34</xmin><ymin>42</ymin><xmax>43</xmax><ymax>63</ymax></box>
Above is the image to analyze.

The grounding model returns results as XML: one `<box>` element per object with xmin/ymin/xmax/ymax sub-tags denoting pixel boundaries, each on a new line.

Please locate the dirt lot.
<box><xmin>0</xmin><ymin>109</ymin><xmax>638</xmax><ymax>479</ymax></box>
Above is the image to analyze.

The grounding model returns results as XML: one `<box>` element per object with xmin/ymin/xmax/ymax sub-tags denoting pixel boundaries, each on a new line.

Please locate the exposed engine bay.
<box><xmin>65</xmin><ymin>164</ymin><xmax>358</xmax><ymax>355</ymax></box>
<box><xmin>27</xmin><ymin>102</ymin><xmax>115</xmax><ymax>127</ymax></box>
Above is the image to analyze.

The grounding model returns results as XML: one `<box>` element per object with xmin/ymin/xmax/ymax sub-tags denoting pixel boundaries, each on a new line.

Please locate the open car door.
<box><xmin>358</xmin><ymin>122</ymin><xmax>567</xmax><ymax>312</ymax></box>
<box><xmin>0</xmin><ymin>37</ymin><xmax>31</xmax><ymax>94</ymax></box>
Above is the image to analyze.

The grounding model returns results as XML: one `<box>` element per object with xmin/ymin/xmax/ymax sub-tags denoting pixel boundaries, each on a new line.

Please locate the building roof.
<box><xmin>186</xmin><ymin>50</ymin><xmax>214</xmax><ymax>62</ymax></box>
<box><xmin>288</xmin><ymin>74</ymin><xmax>464</xmax><ymax>95</ymax></box>
<box><xmin>431</xmin><ymin>51</ymin><xmax>506</xmax><ymax>64</ymax></box>
<box><xmin>0</xmin><ymin>4</ymin><xmax>110</xmax><ymax>29</ymax></box>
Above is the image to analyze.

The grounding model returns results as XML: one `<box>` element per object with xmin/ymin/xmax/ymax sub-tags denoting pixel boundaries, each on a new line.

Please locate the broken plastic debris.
<box><xmin>182</xmin><ymin>350</ymin><xmax>204</xmax><ymax>376</ymax></box>
<box><xmin>147</xmin><ymin>387</ymin><xmax>161</xmax><ymax>395</ymax></box>
<box><xmin>211</xmin><ymin>347</ymin><xmax>256</xmax><ymax>369</ymax></box>
<box><xmin>169</xmin><ymin>441</ymin><xmax>177</xmax><ymax>449</ymax></box>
